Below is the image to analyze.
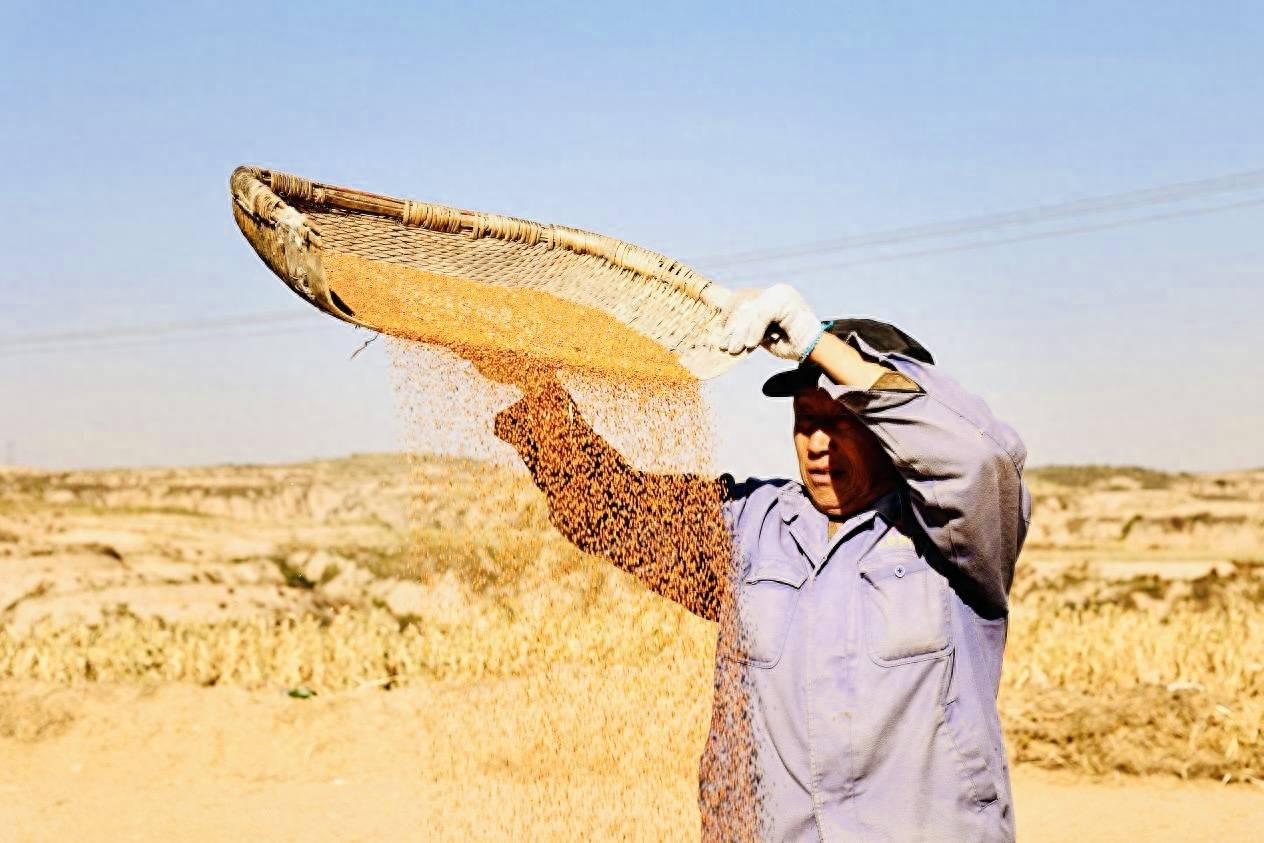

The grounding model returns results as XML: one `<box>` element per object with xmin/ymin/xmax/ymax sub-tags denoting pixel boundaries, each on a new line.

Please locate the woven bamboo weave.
<box><xmin>229</xmin><ymin>165</ymin><xmax>745</xmax><ymax>380</ymax></box>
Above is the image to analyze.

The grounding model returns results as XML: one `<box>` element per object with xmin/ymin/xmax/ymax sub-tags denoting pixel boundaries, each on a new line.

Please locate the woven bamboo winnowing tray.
<box><xmin>229</xmin><ymin>166</ymin><xmax>747</xmax><ymax>380</ymax></box>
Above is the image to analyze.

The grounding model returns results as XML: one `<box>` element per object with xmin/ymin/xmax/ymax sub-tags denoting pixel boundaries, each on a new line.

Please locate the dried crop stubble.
<box><xmin>327</xmin><ymin>248</ymin><xmax>763</xmax><ymax>838</ymax></box>
<box><xmin>2</xmin><ymin>569</ymin><xmax>1261</xmax><ymax>784</ymax></box>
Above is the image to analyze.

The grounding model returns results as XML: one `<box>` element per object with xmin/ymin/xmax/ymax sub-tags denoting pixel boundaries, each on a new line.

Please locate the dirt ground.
<box><xmin>2</xmin><ymin>681</ymin><xmax>1259</xmax><ymax>842</ymax></box>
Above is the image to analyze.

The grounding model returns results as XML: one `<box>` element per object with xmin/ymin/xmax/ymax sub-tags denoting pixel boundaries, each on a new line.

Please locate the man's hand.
<box><xmin>717</xmin><ymin>283</ymin><xmax>825</xmax><ymax>361</ymax></box>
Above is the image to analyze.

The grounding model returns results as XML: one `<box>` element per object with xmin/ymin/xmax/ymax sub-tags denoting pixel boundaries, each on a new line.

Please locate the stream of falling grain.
<box><xmin>323</xmin><ymin>251</ymin><xmax>762</xmax><ymax>840</ymax></box>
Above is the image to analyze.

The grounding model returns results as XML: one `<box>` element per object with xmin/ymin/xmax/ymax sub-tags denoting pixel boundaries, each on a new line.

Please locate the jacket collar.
<box><xmin>776</xmin><ymin>481</ymin><xmax>811</xmax><ymax>523</ymax></box>
<box><xmin>776</xmin><ymin>480</ymin><xmax>903</xmax><ymax>526</ymax></box>
<box><xmin>776</xmin><ymin>482</ymin><xmax>906</xmax><ymax>564</ymax></box>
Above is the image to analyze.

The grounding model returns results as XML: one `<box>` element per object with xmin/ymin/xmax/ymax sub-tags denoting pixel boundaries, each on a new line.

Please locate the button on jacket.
<box><xmin>708</xmin><ymin>334</ymin><xmax>1031</xmax><ymax>842</ymax></box>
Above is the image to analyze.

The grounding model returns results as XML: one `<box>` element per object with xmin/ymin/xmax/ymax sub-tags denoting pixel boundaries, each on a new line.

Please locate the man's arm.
<box><xmin>804</xmin><ymin>332</ymin><xmax>896</xmax><ymax>390</ymax></box>
<box><xmin>809</xmin><ymin>331</ymin><xmax>1030</xmax><ymax>618</ymax></box>
<box><xmin>493</xmin><ymin>379</ymin><xmax>733</xmax><ymax>623</ymax></box>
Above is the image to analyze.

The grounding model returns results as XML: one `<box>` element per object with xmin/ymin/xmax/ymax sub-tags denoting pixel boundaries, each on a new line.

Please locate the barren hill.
<box><xmin>3</xmin><ymin>456</ymin><xmax>1262</xmax><ymax>631</ymax></box>
<box><xmin>1025</xmin><ymin>464</ymin><xmax>1264</xmax><ymax>564</ymax></box>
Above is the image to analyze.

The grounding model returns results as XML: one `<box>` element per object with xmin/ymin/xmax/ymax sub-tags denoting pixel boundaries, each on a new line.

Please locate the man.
<box><xmin>490</xmin><ymin>283</ymin><xmax>1030</xmax><ymax>842</ymax></box>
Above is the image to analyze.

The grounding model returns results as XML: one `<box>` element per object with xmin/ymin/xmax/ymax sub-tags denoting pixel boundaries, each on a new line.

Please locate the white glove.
<box><xmin>717</xmin><ymin>284</ymin><xmax>825</xmax><ymax>361</ymax></box>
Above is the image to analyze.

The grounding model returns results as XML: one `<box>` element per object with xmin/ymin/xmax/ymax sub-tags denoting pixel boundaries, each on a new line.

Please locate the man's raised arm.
<box><xmin>808</xmin><ymin>330</ymin><xmax>1030</xmax><ymax>617</ymax></box>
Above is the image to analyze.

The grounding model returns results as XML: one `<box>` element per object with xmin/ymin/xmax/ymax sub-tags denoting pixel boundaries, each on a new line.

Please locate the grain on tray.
<box><xmin>327</xmin><ymin>247</ymin><xmax>765</xmax><ymax>838</ymax></box>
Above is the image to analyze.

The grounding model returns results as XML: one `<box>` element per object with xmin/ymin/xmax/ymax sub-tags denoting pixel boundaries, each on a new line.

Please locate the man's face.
<box><xmin>792</xmin><ymin>389</ymin><xmax>899</xmax><ymax>518</ymax></box>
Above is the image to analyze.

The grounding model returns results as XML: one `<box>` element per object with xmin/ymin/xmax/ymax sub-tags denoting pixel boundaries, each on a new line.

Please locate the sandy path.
<box><xmin>1013</xmin><ymin>769</ymin><xmax>1261</xmax><ymax>842</ymax></box>
<box><xmin>1</xmin><ymin>681</ymin><xmax>1259</xmax><ymax>842</ymax></box>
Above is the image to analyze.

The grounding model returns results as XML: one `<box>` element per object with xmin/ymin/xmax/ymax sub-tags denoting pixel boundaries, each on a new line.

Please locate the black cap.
<box><xmin>761</xmin><ymin>318</ymin><xmax>934</xmax><ymax>397</ymax></box>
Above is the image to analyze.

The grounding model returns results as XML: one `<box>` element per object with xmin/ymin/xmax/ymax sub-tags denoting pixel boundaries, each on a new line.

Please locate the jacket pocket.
<box><xmin>941</xmin><ymin>686</ymin><xmax>1001</xmax><ymax>807</ymax></box>
<box><xmin>858</xmin><ymin>551</ymin><xmax>952</xmax><ymax>666</ymax></box>
<box><xmin>727</xmin><ymin>556</ymin><xmax>808</xmax><ymax>669</ymax></box>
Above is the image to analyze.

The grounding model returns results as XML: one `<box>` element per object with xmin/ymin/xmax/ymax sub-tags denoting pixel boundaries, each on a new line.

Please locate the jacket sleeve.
<box><xmin>821</xmin><ymin>334</ymin><xmax>1031</xmax><ymax>617</ymax></box>
<box><xmin>493</xmin><ymin>380</ymin><xmax>735</xmax><ymax>623</ymax></box>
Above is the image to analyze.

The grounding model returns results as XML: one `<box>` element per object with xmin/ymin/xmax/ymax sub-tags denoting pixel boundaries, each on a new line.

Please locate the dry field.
<box><xmin>2</xmin><ymin>457</ymin><xmax>1262</xmax><ymax>839</ymax></box>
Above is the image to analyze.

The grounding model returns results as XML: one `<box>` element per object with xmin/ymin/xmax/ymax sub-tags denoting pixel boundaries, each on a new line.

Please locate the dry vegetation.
<box><xmin>2</xmin><ymin>456</ymin><xmax>1263</xmax><ymax>794</ymax></box>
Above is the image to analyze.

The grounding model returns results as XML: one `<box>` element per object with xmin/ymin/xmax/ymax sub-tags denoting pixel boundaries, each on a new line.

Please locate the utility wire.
<box><xmin>0</xmin><ymin>324</ymin><xmax>330</xmax><ymax>358</ymax></box>
<box><xmin>694</xmin><ymin>168</ymin><xmax>1264</xmax><ymax>269</ymax></box>
<box><xmin>721</xmin><ymin>196</ymin><xmax>1264</xmax><ymax>282</ymax></box>
<box><xmin>0</xmin><ymin>310</ymin><xmax>312</xmax><ymax>350</ymax></box>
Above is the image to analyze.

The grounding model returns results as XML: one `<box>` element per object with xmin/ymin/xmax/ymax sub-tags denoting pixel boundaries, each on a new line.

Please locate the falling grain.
<box><xmin>324</xmin><ymin>246</ymin><xmax>763</xmax><ymax>838</ymax></box>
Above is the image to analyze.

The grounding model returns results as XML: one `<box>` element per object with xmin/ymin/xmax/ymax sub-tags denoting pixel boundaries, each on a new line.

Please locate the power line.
<box><xmin>0</xmin><ymin>310</ymin><xmax>312</xmax><ymax>350</ymax></box>
<box><xmin>722</xmin><ymin>196</ymin><xmax>1264</xmax><ymax>282</ymax></box>
<box><xmin>0</xmin><ymin>323</ymin><xmax>332</xmax><ymax>357</ymax></box>
<box><xmin>694</xmin><ymin>168</ymin><xmax>1264</xmax><ymax>269</ymax></box>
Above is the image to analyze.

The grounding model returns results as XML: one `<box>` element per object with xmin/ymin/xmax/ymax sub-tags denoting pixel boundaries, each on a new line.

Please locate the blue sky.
<box><xmin>1</xmin><ymin>1</ymin><xmax>1261</xmax><ymax>475</ymax></box>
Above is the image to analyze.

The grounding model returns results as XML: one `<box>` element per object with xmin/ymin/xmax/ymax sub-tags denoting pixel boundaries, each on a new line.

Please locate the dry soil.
<box><xmin>1</xmin><ymin>680</ymin><xmax>1259</xmax><ymax>842</ymax></box>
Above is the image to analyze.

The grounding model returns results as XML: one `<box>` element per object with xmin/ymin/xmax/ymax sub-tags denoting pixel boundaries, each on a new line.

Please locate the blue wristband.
<box><xmin>799</xmin><ymin>320</ymin><xmax>833</xmax><ymax>362</ymax></box>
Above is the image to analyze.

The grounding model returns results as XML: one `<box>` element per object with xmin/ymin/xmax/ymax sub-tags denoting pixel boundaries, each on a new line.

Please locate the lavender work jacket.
<box><xmin>710</xmin><ymin>334</ymin><xmax>1031</xmax><ymax>842</ymax></box>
